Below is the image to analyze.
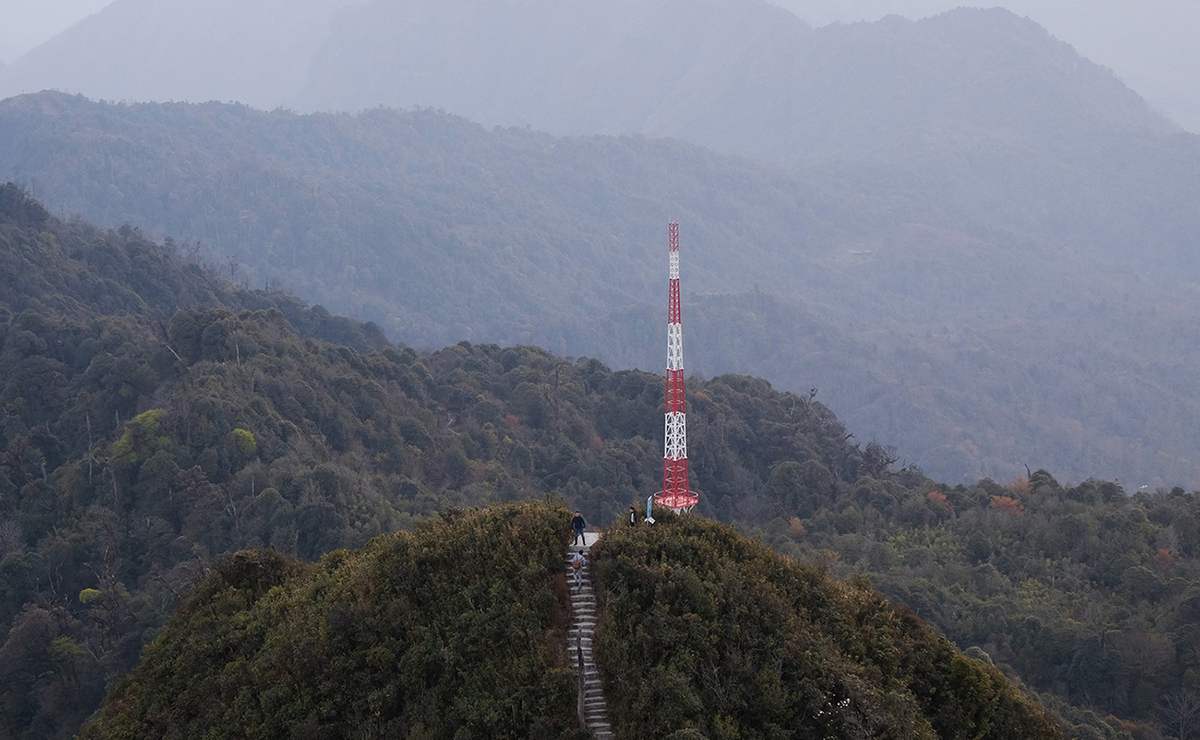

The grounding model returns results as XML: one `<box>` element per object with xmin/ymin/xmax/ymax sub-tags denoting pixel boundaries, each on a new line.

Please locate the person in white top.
<box><xmin>570</xmin><ymin>550</ymin><xmax>587</xmax><ymax>590</ymax></box>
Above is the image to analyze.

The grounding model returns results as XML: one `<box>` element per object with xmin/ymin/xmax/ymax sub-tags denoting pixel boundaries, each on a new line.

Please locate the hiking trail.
<box><xmin>566</xmin><ymin>533</ymin><xmax>612</xmax><ymax>739</ymax></box>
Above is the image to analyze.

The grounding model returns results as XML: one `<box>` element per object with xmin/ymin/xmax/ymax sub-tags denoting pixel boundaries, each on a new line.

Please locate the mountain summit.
<box><xmin>79</xmin><ymin>503</ymin><xmax>1062</xmax><ymax>738</ymax></box>
<box><xmin>300</xmin><ymin>3</ymin><xmax>1172</xmax><ymax>163</ymax></box>
<box><xmin>0</xmin><ymin>2</ymin><xmax>1170</xmax><ymax>164</ymax></box>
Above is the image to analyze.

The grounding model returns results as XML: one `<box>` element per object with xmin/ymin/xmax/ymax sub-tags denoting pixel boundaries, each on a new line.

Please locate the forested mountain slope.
<box><xmin>81</xmin><ymin>504</ymin><xmax>581</xmax><ymax>739</ymax></box>
<box><xmin>300</xmin><ymin>4</ymin><xmax>1170</xmax><ymax>151</ymax></box>
<box><xmin>0</xmin><ymin>186</ymin><xmax>870</xmax><ymax>735</ymax></box>
<box><xmin>0</xmin><ymin>0</ymin><xmax>1171</xmax><ymax>151</ymax></box>
<box><xmin>3</xmin><ymin>188</ymin><xmax>1198</xmax><ymax>736</ymax></box>
<box><xmin>3</xmin><ymin>93</ymin><xmax>1200</xmax><ymax>492</ymax></box>
<box><xmin>81</xmin><ymin>503</ymin><xmax>1062</xmax><ymax>739</ymax></box>
<box><xmin>593</xmin><ymin>515</ymin><xmax>1061</xmax><ymax>738</ymax></box>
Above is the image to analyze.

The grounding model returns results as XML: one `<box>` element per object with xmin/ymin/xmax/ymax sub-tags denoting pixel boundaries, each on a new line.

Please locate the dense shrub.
<box><xmin>81</xmin><ymin>503</ymin><xmax>580</xmax><ymax>739</ymax></box>
<box><xmin>592</xmin><ymin>515</ymin><xmax>1062</xmax><ymax>739</ymax></box>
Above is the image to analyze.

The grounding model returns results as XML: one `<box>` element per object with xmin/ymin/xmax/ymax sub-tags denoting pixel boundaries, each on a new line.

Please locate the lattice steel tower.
<box><xmin>655</xmin><ymin>222</ymin><xmax>700</xmax><ymax>513</ymax></box>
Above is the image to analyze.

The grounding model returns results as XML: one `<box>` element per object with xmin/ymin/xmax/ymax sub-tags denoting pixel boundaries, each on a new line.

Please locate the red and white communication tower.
<box><xmin>654</xmin><ymin>222</ymin><xmax>700</xmax><ymax>513</ymax></box>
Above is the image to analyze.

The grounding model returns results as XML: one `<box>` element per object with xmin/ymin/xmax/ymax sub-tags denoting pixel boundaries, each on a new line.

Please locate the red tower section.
<box><xmin>656</xmin><ymin>222</ymin><xmax>700</xmax><ymax>513</ymax></box>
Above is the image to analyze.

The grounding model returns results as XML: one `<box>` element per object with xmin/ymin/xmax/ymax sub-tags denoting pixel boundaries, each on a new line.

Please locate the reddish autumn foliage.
<box><xmin>787</xmin><ymin>516</ymin><xmax>807</xmax><ymax>538</ymax></box>
<box><xmin>1009</xmin><ymin>477</ymin><xmax>1033</xmax><ymax>497</ymax></box>
<box><xmin>1154</xmin><ymin>547</ymin><xmax>1177</xmax><ymax>570</ymax></box>
<box><xmin>927</xmin><ymin>489</ymin><xmax>952</xmax><ymax>511</ymax></box>
<box><xmin>990</xmin><ymin>495</ymin><xmax>1024</xmax><ymax>515</ymax></box>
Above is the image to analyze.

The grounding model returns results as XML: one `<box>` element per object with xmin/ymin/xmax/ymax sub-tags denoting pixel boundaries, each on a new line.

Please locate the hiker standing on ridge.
<box><xmin>627</xmin><ymin>506</ymin><xmax>639</xmax><ymax>527</ymax></box>
<box><xmin>571</xmin><ymin>511</ymin><xmax>587</xmax><ymax>546</ymax></box>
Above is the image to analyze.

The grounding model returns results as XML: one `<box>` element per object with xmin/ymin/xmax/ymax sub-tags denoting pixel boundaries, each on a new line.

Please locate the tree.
<box><xmin>1159</xmin><ymin>690</ymin><xmax>1200</xmax><ymax>740</ymax></box>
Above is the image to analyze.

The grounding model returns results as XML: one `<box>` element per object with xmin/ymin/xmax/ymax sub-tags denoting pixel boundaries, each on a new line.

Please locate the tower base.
<box><xmin>653</xmin><ymin>490</ymin><xmax>700</xmax><ymax>513</ymax></box>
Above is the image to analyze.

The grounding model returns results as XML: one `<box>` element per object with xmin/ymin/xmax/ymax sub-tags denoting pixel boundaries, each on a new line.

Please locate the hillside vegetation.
<box><xmin>3</xmin><ymin>94</ymin><xmax>1200</xmax><ymax>491</ymax></box>
<box><xmin>82</xmin><ymin>502</ymin><xmax>1063</xmax><ymax>739</ymax></box>
<box><xmin>593</xmin><ymin>514</ymin><xmax>1062</xmax><ymax>739</ymax></box>
<box><xmin>80</xmin><ymin>503</ymin><xmax>579</xmax><ymax>739</ymax></box>
<box><xmin>0</xmin><ymin>186</ymin><xmax>868</xmax><ymax>736</ymax></box>
<box><xmin>2</xmin><ymin>188</ymin><xmax>1199</xmax><ymax>737</ymax></box>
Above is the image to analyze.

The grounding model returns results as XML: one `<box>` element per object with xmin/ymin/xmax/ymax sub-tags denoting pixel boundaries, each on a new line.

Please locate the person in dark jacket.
<box><xmin>571</xmin><ymin>511</ymin><xmax>586</xmax><ymax>546</ymax></box>
<box><xmin>627</xmin><ymin>506</ymin><xmax>640</xmax><ymax>527</ymax></box>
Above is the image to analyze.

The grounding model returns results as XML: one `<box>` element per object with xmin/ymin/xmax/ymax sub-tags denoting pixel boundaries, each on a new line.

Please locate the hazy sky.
<box><xmin>0</xmin><ymin>0</ymin><xmax>112</xmax><ymax>62</ymax></box>
<box><xmin>2</xmin><ymin>0</ymin><xmax>1196</xmax><ymax>130</ymax></box>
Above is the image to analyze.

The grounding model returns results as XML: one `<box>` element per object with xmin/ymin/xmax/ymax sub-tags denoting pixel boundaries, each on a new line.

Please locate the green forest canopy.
<box><xmin>1</xmin><ymin>185</ymin><xmax>1197</xmax><ymax>738</ymax></box>
<box><xmin>593</xmin><ymin>513</ymin><xmax>1061</xmax><ymax>739</ymax></box>
<box><xmin>2</xmin><ymin>93</ymin><xmax>1200</xmax><ymax>490</ymax></box>
<box><xmin>81</xmin><ymin>502</ymin><xmax>1062</xmax><ymax>740</ymax></box>
<box><xmin>81</xmin><ymin>503</ymin><xmax>580</xmax><ymax>739</ymax></box>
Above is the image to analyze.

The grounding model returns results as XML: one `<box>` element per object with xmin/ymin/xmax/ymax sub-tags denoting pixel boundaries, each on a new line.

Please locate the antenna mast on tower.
<box><xmin>654</xmin><ymin>222</ymin><xmax>700</xmax><ymax>513</ymax></box>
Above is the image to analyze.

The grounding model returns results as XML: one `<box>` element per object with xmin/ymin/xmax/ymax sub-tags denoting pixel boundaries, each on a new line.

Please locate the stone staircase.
<box><xmin>566</xmin><ymin>538</ymin><xmax>613</xmax><ymax>739</ymax></box>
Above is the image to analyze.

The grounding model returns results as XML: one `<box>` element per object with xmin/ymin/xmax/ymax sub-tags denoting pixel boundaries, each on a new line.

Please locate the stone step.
<box><xmin>566</xmin><ymin>547</ymin><xmax>610</xmax><ymax>738</ymax></box>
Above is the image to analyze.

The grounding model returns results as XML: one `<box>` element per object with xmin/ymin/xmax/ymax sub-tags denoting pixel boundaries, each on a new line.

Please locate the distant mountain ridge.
<box><xmin>0</xmin><ymin>1</ymin><xmax>1172</xmax><ymax>162</ymax></box>
<box><xmin>2</xmin><ymin>92</ymin><xmax>1200</xmax><ymax>490</ymax></box>
<box><xmin>300</xmin><ymin>3</ymin><xmax>1173</xmax><ymax>162</ymax></box>
<box><xmin>0</xmin><ymin>0</ymin><xmax>359</xmax><ymax>108</ymax></box>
